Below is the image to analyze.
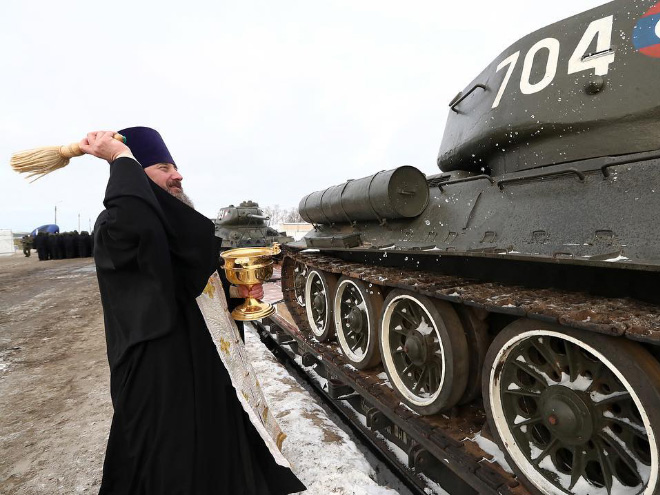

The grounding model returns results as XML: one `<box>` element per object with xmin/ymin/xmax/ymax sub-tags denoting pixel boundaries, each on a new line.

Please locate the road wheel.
<box><xmin>456</xmin><ymin>306</ymin><xmax>490</xmax><ymax>405</ymax></box>
<box><xmin>380</xmin><ymin>290</ymin><xmax>468</xmax><ymax>415</ymax></box>
<box><xmin>304</xmin><ymin>269</ymin><xmax>337</xmax><ymax>341</ymax></box>
<box><xmin>483</xmin><ymin>319</ymin><xmax>660</xmax><ymax>495</ymax></box>
<box><xmin>333</xmin><ymin>277</ymin><xmax>383</xmax><ymax>369</ymax></box>
<box><xmin>293</xmin><ymin>262</ymin><xmax>308</xmax><ymax>307</ymax></box>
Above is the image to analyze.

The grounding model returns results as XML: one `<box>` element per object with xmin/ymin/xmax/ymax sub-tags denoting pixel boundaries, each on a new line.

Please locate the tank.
<box><xmin>214</xmin><ymin>200</ymin><xmax>294</xmax><ymax>249</ymax></box>
<box><xmin>282</xmin><ymin>2</ymin><xmax>660</xmax><ymax>494</ymax></box>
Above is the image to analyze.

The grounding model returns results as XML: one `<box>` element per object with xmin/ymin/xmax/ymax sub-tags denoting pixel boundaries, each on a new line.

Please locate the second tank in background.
<box><xmin>214</xmin><ymin>200</ymin><xmax>294</xmax><ymax>249</ymax></box>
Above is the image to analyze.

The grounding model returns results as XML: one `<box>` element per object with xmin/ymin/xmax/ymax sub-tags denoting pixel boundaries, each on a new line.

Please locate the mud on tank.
<box><xmin>282</xmin><ymin>1</ymin><xmax>660</xmax><ymax>494</ymax></box>
<box><xmin>214</xmin><ymin>200</ymin><xmax>294</xmax><ymax>249</ymax></box>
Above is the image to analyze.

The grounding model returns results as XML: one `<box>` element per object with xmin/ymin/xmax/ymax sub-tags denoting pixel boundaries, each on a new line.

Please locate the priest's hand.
<box><xmin>79</xmin><ymin>131</ymin><xmax>130</xmax><ymax>162</ymax></box>
<box><xmin>238</xmin><ymin>284</ymin><xmax>264</xmax><ymax>299</ymax></box>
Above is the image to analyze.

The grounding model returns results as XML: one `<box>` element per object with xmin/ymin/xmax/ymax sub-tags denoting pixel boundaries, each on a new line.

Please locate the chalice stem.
<box><xmin>244</xmin><ymin>295</ymin><xmax>260</xmax><ymax>308</ymax></box>
<box><xmin>244</xmin><ymin>284</ymin><xmax>259</xmax><ymax>307</ymax></box>
<box><xmin>231</xmin><ymin>288</ymin><xmax>275</xmax><ymax>321</ymax></box>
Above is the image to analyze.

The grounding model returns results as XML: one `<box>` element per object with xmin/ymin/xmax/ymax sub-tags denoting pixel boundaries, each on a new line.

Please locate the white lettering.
<box><xmin>568</xmin><ymin>16</ymin><xmax>615</xmax><ymax>77</ymax></box>
<box><xmin>520</xmin><ymin>38</ymin><xmax>560</xmax><ymax>95</ymax></box>
<box><xmin>492</xmin><ymin>51</ymin><xmax>520</xmax><ymax>109</ymax></box>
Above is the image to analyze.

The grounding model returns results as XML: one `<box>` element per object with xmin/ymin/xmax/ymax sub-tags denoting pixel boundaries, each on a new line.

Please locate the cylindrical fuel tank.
<box><xmin>299</xmin><ymin>166</ymin><xmax>428</xmax><ymax>224</ymax></box>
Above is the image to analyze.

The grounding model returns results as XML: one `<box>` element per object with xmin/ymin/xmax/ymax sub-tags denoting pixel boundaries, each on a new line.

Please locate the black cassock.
<box><xmin>94</xmin><ymin>158</ymin><xmax>305</xmax><ymax>495</ymax></box>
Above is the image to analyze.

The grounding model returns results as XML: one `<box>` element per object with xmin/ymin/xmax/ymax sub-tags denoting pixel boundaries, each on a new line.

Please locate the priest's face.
<box><xmin>145</xmin><ymin>163</ymin><xmax>195</xmax><ymax>208</ymax></box>
<box><xmin>145</xmin><ymin>163</ymin><xmax>183</xmax><ymax>193</ymax></box>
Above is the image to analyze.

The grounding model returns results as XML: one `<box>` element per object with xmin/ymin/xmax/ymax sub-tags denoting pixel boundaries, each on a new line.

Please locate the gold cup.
<box><xmin>221</xmin><ymin>243</ymin><xmax>281</xmax><ymax>321</ymax></box>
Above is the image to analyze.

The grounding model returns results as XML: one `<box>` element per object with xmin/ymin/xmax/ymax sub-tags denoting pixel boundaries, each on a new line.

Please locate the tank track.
<box><xmin>278</xmin><ymin>251</ymin><xmax>534</xmax><ymax>495</ymax></box>
<box><xmin>282</xmin><ymin>247</ymin><xmax>660</xmax><ymax>344</ymax></box>
<box><xmin>265</xmin><ymin>309</ymin><xmax>527</xmax><ymax>495</ymax></box>
<box><xmin>255</xmin><ymin>316</ymin><xmax>457</xmax><ymax>495</ymax></box>
<box><xmin>278</xmin><ymin>246</ymin><xmax>660</xmax><ymax>494</ymax></box>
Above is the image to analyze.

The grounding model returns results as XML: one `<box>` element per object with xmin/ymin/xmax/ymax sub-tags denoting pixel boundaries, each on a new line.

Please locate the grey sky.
<box><xmin>1</xmin><ymin>0</ymin><xmax>608</xmax><ymax>232</ymax></box>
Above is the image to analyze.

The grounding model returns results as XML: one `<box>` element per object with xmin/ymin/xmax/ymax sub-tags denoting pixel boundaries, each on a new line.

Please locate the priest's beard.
<box><xmin>170</xmin><ymin>190</ymin><xmax>195</xmax><ymax>209</ymax></box>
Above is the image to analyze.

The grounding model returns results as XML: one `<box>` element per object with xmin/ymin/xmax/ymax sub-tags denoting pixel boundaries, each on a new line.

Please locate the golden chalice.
<box><xmin>221</xmin><ymin>243</ymin><xmax>281</xmax><ymax>321</ymax></box>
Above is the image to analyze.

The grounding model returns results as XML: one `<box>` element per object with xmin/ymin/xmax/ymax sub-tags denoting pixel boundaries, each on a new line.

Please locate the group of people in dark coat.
<box><xmin>33</xmin><ymin>231</ymin><xmax>93</xmax><ymax>261</ymax></box>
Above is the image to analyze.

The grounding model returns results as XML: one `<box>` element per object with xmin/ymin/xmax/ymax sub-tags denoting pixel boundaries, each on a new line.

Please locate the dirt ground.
<box><xmin>0</xmin><ymin>254</ymin><xmax>411</xmax><ymax>495</ymax></box>
<box><xmin>0</xmin><ymin>253</ymin><xmax>109</xmax><ymax>494</ymax></box>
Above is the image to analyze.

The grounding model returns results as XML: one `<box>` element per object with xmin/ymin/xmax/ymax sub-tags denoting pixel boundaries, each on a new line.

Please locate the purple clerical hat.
<box><xmin>118</xmin><ymin>126</ymin><xmax>176</xmax><ymax>169</ymax></box>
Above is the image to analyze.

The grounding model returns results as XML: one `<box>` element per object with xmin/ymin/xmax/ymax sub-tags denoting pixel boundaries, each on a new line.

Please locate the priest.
<box><xmin>83</xmin><ymin>127</ymin><xmax>305</xmax><ymax>494</ymax></box>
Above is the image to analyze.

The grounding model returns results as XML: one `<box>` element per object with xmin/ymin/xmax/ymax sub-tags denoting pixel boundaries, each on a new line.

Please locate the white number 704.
<box><xmin>491</xmin><ymin>15</ymin><xmax>615</xmax><ymax>109</ymax></box>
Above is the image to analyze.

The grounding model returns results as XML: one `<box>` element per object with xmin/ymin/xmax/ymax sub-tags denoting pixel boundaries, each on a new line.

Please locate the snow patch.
<box><xmin>73</xmin><ymin>265</ymin><xmax>97</xmax><ymax>274</ymax></box>
<box><xmin>603</xmin><ymin>427</ymin><xmax>651</xmax><ymax>484</ymax></box>
<box><xmin>468</xmin><ymin>432</ymin><xmax>513</xmax><ymax>474</ymax></box>
<box><xmin>244</xmin><ymin>324</ymin><xmax>409</xmax><ymax>495</ymax></box>
<box><xmin>604</xmin><ymin>255</ymin><xmax>630</xmax><ymax>262</ymax></box>
<box><xmin>416</xmin><ymin>321</ymin><xmax>434</xmax><ymax>336</ymax></box>
<box><xmin>398</xmin><ymin>402</ymin><xmax>420</xmax><ymax>416</ymax></box>
<box><xmin>513</xmin><ymin>415</ymin><xmax>526</xmax><ymax>425</ymax></box>
<box><xmin>603</xmin><ymin>411</ymin><xmax>646</xmax><ymax>434</ymax></box>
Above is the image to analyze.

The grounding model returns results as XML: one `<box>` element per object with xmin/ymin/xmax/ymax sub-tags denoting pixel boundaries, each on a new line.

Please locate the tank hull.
<box><xmin>284</xmin><ymin>2</ymin><xmax>660</xmax><ymax>493</ymax></box>
<box><xmin>298</xmin><ymin>153</ymin><xmax>660</xmax><ymax>303</ymax></box>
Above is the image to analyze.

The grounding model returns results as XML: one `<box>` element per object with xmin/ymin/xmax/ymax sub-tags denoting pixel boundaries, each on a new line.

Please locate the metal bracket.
<box><xmin>327</xmin><ymin>378</ymin><xmax>355</xmax><ymax>399</ymax></box>
<box><xmin>408</xmin><ymin>444</ymin><xmax>432</xmax><ymax>471</ymax></box>
<box><xmin>438</xmin><ymin>174</ymin><xmax>494</xmax><ymax>191</ymax></box>
<box><xmin>366</xmin><ymin>407</ymin><xmax>394</xmax><ymax>431</ymax></box>
<box><xmin>450</xmin><ymin>84</ymin><xmax>487</xmax><ymax>113</ymax></box>
<box><xmin>301</xmin><ymin>352</ymin><xmax>319</xmax><ymax>367</ymax></box>
<box><xmin>497</xmin><ymin>168</ymin><xmax>585</xmax><ymax>189</ymax></box>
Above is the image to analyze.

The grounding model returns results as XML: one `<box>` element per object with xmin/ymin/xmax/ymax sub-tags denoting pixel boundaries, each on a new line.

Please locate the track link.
<box><xmin>283</xmin><ymin>247</ymin><xmax>660</xmax><ymax>344</ymax></box>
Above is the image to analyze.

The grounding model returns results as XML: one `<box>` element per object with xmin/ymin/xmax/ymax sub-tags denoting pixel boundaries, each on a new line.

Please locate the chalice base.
<box><xmin>231</xmin><ymin>297</ymin><xmax>276</xmax><ymax>321</ymax></box>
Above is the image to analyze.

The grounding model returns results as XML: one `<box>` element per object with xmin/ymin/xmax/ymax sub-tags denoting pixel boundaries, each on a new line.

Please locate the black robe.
<box><xmin>94</xmin><ymin>157</ymin><xmax>305</xmax><ymax>495</ymax></box>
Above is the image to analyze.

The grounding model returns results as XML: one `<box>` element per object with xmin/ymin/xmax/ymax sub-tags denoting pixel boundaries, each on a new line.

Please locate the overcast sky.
<box><xmin>1</xmin><ymin>0</ymin><xmax>608</xmax><ymax>232</ymax></box>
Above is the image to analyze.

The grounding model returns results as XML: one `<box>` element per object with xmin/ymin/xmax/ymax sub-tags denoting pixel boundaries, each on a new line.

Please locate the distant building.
<box><xmin>279</xmin><ymin>222</ymin><xmax>313</xmax><ymax>241</ymax></box>
<box><xmin>0</xmin><ymin>230</ymin><xmax>15</xmax><ymax>255</ymax></box>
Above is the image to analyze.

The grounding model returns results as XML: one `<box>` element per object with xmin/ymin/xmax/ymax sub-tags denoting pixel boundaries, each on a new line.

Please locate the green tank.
<box><xmin>283</xmin><ymin>2</ymin><xmax>660</xmax><ymax>494</ymax></box>
<box><xmin>214</xmin><ymin>200</ymin><xmax>294</xmax><ymax>249</ymax></box>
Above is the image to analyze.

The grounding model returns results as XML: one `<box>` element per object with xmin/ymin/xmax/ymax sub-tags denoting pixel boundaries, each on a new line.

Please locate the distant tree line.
<box><xmin>261</xmin><ymin>205</ymin><xmax>304</xmax><ymax>225</ymax></box>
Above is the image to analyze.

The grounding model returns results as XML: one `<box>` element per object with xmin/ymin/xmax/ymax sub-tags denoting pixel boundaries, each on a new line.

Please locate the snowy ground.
<box><xmin>0</xmin><ymin>254</ymin><xmax>414</xmax><ymax>494</ymax></box>
<box><xmin>244</xmin><ymin>322</ymin><xmax>412</xmax><ymax>495</ymax></box>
